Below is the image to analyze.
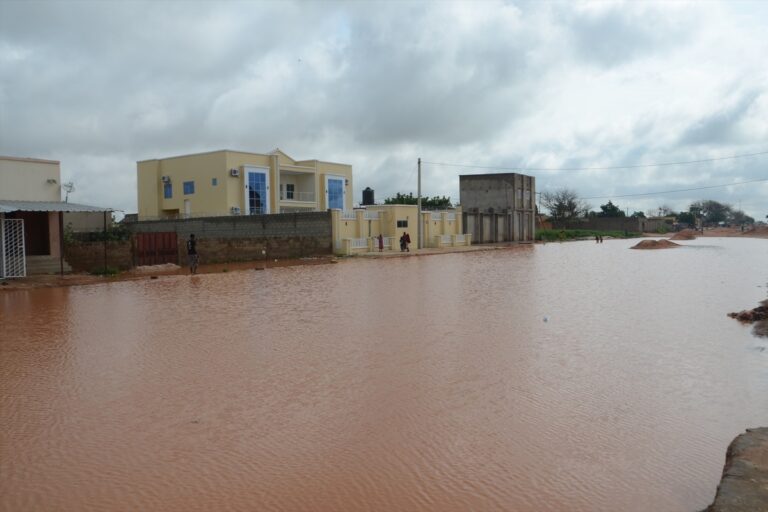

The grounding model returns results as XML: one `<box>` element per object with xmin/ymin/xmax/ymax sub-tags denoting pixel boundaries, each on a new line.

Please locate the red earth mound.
<box><xmin>631</xmin><ymin>239</ymin><xmax>680</xmax><ymax>250</ymax></box>
<box><xmin>670</xmin><ymin>229</ymin><xmax>697</xmax><ymax>240</ymax></box>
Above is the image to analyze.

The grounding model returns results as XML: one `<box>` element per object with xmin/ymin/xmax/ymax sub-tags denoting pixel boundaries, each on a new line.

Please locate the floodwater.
<box><xmin>1</xmin><ymin>237</ymin><xmax>767</xmax><ymax>512</ymax></box>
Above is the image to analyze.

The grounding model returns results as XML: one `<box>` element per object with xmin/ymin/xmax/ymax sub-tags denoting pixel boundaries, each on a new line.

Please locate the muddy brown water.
<box><xmin>2</xmin><ymin>238</ymin><xmax>767</xmax><ymax>512</ymax></box>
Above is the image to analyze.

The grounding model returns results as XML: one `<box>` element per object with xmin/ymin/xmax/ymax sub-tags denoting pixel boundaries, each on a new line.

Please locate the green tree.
<box><xmin>677</xmin><ymin>211</ymin><xmax>695</xmax><ymax>225</ymax></box>
<box><xmin>729</xmin><ymin>209</ymin><xmax>754</xmax><ymax>225</ymax></box>
<box><xmin>597</xmin><ymin>200</ymin><xmax>625</xmax><ymax>217</ymax></box>
<box><xmin>690</xmin><ymin>200</ymin><xmax>732</xmax><ymax>225</ymax></box>
<box><xmin>383</xmin><ymin>192</ymin><xmax>452</xmax><ymax>209</ymax></box>
<box><xmin>630</xmin><ymin>211</ymin><xmax>646</xmax><ymax>218</ymax></box>
<box><xmin>541</xmin><ymin>188</ymin><xmax>590</xmax><ymax>220</ymax></box>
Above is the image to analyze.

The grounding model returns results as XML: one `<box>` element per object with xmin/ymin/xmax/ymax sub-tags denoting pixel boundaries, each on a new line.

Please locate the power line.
<box><xmin>578</xmin><ymin>177</ymin><xmax>768</xmax><ymax>200</ymax></box>
<box><xmin>423</xmin><ymin>150</ymin><xmax>768</xmax><ymax>172</ymax></box>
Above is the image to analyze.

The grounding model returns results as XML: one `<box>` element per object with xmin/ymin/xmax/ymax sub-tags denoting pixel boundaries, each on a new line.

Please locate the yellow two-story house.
<box><xmin>137</xmin><ymin>149</ymin><xmax>353</xmax><ymax>220</ymax></box>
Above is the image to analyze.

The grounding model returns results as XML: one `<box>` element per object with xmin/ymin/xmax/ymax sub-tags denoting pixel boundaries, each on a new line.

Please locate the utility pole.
<box><xmin>417</xmin><ymin>158</ymin><xmax>422</xmax><ymax>249</ymax></box>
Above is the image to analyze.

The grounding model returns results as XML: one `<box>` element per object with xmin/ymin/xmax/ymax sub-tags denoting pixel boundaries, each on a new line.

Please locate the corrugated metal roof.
<box><xmin>0</xmin><ymin>200</ymin><xmax>113</xmax><ymax>213</ymax></box>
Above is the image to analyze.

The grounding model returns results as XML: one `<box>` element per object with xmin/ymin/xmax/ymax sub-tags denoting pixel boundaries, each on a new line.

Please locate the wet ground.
<box><xmin>1</xmin><ymin>237</ymin><xmax>767</xmax><ymax>511</ymax></box>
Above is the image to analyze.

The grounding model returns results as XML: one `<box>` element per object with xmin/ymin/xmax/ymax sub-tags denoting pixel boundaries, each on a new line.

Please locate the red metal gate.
<box><xmin>134</xmin><ymin>232</ymin><xmax>178</xmax><ymax>266</ymax></box>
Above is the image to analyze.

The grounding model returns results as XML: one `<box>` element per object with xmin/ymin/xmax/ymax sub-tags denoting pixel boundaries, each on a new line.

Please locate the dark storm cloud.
<box><xmin>680</xmin><ymin>88</ymin><xmax>764</xmax><ymax>146</ymax></box>
<box><xmin>0</xmin><ymin>1</ymin><xmax>766</xmax><ymax>218</ymax></box>
<box><xmin>559</xmin><ymin>3</ymin><xmax>692</xmax><ymax>67</ymax></box>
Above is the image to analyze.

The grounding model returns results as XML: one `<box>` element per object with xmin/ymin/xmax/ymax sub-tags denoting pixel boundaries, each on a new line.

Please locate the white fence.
<box><xmin>341</xmin><ymin>210</ymin><xmax>357</xmax><ymax>220</ymax></box>
<box><xmin>0</xmin><ymin>218</ymin><xmax>26</xmax><ymax>278</ymax></box>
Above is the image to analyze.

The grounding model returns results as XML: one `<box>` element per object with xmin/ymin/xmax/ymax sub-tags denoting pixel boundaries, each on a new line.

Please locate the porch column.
<box><xmin>59</xmin><ymin>211</ymin><xmax>64</xmax><ymax>276</ymax></box>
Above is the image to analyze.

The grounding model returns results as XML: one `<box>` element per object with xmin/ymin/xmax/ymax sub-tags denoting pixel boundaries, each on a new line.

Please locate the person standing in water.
<box><xmin>186</xmin><ymin>234</ymin><xmax>199</xmax><ymax>274</ymax></box>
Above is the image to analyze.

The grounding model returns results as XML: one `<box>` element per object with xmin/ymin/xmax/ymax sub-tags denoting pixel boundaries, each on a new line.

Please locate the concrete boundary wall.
<box><xmin>552</xmin><ymin>217</ymin><xmax>669</xmax><ymax>233</ymax></box>
<box><xmin>127</xmin><ymin>211</ymin><xmax>332</xmax><ymax>262</ymax></box>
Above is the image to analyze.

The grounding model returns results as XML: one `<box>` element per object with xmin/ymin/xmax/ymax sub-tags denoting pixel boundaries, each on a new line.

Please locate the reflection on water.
<box><xmin>2</xmin><ymin>238</ymin><xmax>767</xmax><ymax>512</ymax></box>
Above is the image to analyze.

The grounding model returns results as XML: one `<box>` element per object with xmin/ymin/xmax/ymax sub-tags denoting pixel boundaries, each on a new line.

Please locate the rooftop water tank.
<box><xmin>362</xmin><ymin>187</ymin><xmax>374</xmax><ymax>206</ymax></box>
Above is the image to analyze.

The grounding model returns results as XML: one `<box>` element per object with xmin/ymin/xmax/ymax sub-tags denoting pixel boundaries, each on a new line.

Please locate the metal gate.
<box><xmin>134</xmin><ymin>232</ymin><xmax>178</xmax><ymax>266</ymax></box>
<box><xmin>0</xmin><ymin>218</ymin><xmax>26</xmax><ymax>278</ymax></box>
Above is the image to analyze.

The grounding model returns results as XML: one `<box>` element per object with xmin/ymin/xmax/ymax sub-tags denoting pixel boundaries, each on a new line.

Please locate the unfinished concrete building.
<box><xmin>459</xmin><ymin>173</ymin><xmax>536</xmax><ymax>243</ymax></box>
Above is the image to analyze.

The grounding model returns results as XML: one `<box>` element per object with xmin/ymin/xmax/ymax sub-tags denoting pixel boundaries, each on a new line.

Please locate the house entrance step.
<box><xmin>25</xmin><ymin>255</ymin><xmax>73</xmax><ymax>275</ymax></box>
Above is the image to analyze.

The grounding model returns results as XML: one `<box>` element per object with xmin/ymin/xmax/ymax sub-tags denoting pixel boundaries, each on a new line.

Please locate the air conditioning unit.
<box><xmin>230</xmin><ymin>168</ymin><xmax>240</xmax><ymax>177</ymax></box>
<box><xmin>161</xmin><ymin>175</ymin><xmax>171</xmax><ymax>183</ymax></box>
<box><xmin>231</xmin><ymin>206</ymin><xmax>241</xmax><ymax>215</ymax></box>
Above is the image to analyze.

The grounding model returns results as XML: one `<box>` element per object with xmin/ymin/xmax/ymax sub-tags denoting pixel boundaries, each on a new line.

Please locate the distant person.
<box><xmin>399</xmin><ymin>233</ymin><xmax>406</xmax><ymax>252</ymax></box>
<box><xmin>405</xmin><ymin>232</ymin><xmax>411</xmax><ymax>252</ymax></box>
<box><xmin>377</xmin><ymin>234</ymin><xmax>384</xmax><ymax>252</ymax></box>
<box><xmin>595</xmin><ymin>234</ymin><xmax>599</xmax><ymax>243</ymax></box>
<box><xmin>599</xmin><ymin>234</ymin><xmax>603</xmax><ymax>243</ymax></box>
<box><xmin>186</xmin><ymin>234</ymin><xmax>199</xmax><ymax>274</ymax></box>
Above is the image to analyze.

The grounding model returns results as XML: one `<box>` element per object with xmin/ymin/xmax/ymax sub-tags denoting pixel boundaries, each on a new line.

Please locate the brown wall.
<box><xmin>186</xmin><ymin>235</ymin><xmax>332</xmax><ymax>265</ymax></box>
<box><xmin>64</xmin><ymin>240</ymin><xmax>133</xmax><ymax>272</ymax></box>
<box><xmin>128</xmin><ymin>211</ymin><xmax>333</xmax><ymax>265</ymax></box>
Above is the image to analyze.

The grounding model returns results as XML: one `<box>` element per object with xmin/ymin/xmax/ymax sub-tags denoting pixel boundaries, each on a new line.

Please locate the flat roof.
<box><xmin>137</xmin><ymin>148</ymin><xmax>286</xmax><ymax>163</ymax></box>
<box><xmin>459</xmin><ymin>172</ymin><xmax>534</xmax><ymax>179</ymax></box>
<box><xmin>0</xmin><ymin>200</ymin><xmax>113</xmax><ymax>213</ymax></box>
<box><xmin>0</xmin><ymin>155</ymin><xmax>60</xmax><ymax>165</ymax></box>
<box><xmin>137</xmin><ymin>149</ymin><xmax>351</xmax><ymax>167</ymax></box>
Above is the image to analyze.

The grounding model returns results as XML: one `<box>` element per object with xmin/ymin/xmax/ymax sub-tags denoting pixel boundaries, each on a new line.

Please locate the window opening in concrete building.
<box><xmin>397</xmin><ymin>220</ymin><xmax>408</xmax><ymax>228</ymax></box>
<box><xmin>212</xmin><ymin>178</ymin><xmax>217</xmax><ymax>186</ymax></box>
<box><xmin>164</xmin><ymin>182</ymin><xmax>172</xmax><ymax>199</ymax></box>
<box><xmin>183</xmin><ymin>181</ymin><xmax>195</xmax><ymax>195</ymax></box>
<box><xmin>286</xmin><ymin>183</ymin><xmax>294</xmax><ymax>200</ymax></box>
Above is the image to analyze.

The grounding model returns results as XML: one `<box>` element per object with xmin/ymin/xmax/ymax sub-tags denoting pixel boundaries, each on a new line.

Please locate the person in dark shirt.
<box><xmin>186</xmin><ymin>234</ymin><xmax>199</xmax><ymax>274</ymax></box>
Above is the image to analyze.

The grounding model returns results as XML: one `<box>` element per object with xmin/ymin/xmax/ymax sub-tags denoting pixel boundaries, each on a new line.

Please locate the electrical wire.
<box><xmin>578</xmin><ymin>177</ymin><xmax>768</xmax><ymax>200</ymax></box>
<box><xmin>423</xmin><ymin>150</ymin><xmax>768</xmax><ymax>172</ymax></box>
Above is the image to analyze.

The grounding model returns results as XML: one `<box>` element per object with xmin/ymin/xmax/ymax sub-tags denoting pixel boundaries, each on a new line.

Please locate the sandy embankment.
<box><xmin>669</xmin><ymin>229</ymin><xmax>698</xmax><ymax>240</ymax></box>
<box><xmin>706</xmin><ymin>427</ymin><xmax>768</xmax><ymax>511</ymax></box>
<box><xmin>729</xmin><ymin>299</ymin><xmax>768</xmax><ymax>338</ymax></box>
<box><xmin>630</xmin><ymin>239</ymin><xmax>681</xmax><ymax>250</ymax></box>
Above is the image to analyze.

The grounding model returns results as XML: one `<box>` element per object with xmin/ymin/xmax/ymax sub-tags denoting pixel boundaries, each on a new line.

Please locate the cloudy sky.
<box><xmin>1</xmin><ymin>0</ymin><xmax>767</xmax><ymax>219</ymax></box>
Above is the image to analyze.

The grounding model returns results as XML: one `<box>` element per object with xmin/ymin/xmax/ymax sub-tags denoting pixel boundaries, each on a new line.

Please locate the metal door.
<box><xmin>134</xmin><ymin>232</ymin><xmax>178</xmax><ymax>266</ymax></box>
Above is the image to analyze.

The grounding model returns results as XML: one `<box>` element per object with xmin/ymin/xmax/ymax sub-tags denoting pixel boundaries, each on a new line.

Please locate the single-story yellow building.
<box><xmin>331</xmin><ymin>204</ymin><xmax>469</xmax><ymax>255</ymax></box>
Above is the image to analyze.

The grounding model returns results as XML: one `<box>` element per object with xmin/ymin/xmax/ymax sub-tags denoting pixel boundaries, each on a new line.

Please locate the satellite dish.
<box><xmin>62</xmin><ymin>182</ymin><xmax>75</xmax><ymax>202</ymax></box>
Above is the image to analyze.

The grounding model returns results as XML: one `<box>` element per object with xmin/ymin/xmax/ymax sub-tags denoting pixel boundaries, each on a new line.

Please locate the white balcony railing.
<box><xmin>430</xmin><ymin>212</ymin><xmax>442</xmax><ymax>221</ymax></box>
<box><xmin>350</xmin><ymin>238</ymin><xmax>368</xmax><ymax>249</ymax></box>
<box><xmin>363</xmin><ymin>210</ymin><xmax>380</xmax><ymax>220</ymax></box>
<box><xmin>445</xmin><ymin>213</ymin><xmax>456</xmax><ymax>221</ymax></box>
<box><xmin>341</xmin><ymin>210</ymin><xmax>357</xmax><ymax>220</ymax></box>
<box><xmin>441</xmin><ymin>234</ymin><xmax>452</xmax><ymax>244</ymax></box>
<box><xmin>455</xmin><ymin>234</ymin><xmax>465</xmax><ymax>243</ymax></box>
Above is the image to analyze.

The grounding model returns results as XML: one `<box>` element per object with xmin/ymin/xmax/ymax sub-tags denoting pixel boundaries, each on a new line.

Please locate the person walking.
<box><xmin>186</xmin><ymin>234</ymin><xmax>199</xmax><ymax>274</ymax></box>
<box><xmin>399</xmin><ymin>233</ymin><xmax>406</xmax><ymax>252</ymax></box>
<box><xmin>377</xmin><ymin>233</ymin><xmax>384</xmax><ymax>252</ymax></box>
<box><xmin>404</xmin><ymin>232</ymin><xmax>411</xmax><ymax>252</ymax></box>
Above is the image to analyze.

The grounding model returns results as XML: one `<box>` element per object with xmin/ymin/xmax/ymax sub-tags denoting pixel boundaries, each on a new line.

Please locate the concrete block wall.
<box><xmin>128</xmin><ymin>211</ymin><xmax>333</xmax><ymax>263</ymax></box>
<box><xmin>64</xmin><ymin>240</ymin><xmax>133</xmax><ymax>272</ymax></box>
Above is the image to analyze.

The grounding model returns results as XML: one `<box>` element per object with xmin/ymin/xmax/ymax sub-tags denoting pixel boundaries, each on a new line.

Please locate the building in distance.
<box><xmin>459</xmin><ymin>172</ymin><xmax>536</xmax><ymax>243</ymax></box>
